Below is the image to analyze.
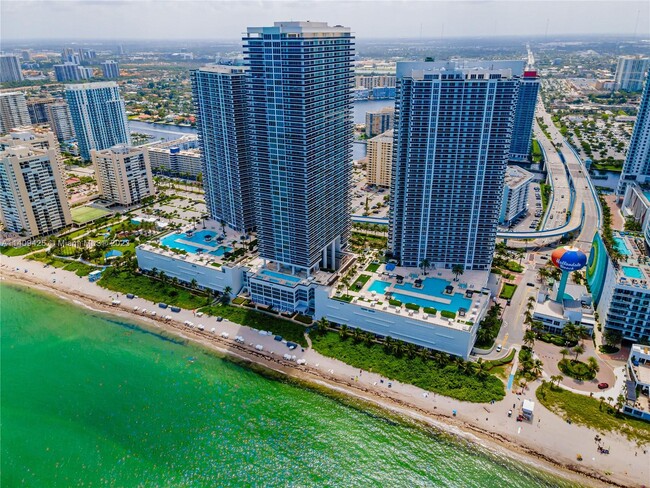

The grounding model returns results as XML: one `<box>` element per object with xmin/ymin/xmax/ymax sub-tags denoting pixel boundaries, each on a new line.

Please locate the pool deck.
<box><xmin>382</xmin><ymin>284</ymin><xmax>453</xmax><ymax>305</ymax></box>
<box><xmin>612</xmin><ymin>232</ymin><xmax>650</xmax><ymax>289</ymax></box>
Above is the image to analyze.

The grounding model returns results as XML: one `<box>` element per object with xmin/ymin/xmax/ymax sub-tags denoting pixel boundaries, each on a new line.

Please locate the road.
<box><xmin>497</xmin><ymin>101</ymin><xmax>601</xmax><ymax>249</ymax></box>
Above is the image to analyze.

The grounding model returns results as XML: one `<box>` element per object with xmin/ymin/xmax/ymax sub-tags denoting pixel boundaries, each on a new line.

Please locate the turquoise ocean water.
<box><xmin>1</xmin><ymin>284</ymin><xmax>577</xmax><ymax>487</ymax></box>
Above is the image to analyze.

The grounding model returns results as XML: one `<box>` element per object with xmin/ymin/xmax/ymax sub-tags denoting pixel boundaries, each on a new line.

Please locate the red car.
<box><xmin>597</xmin><ymin>383</ymin><xmax>609</xmax><ymax>389</ymax></box>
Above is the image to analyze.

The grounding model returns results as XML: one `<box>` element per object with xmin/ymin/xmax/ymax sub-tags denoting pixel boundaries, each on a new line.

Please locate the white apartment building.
<box><xmin>45</xmin><ymin>101</ymin><xmax>76</xmax><ymax>142</ymax></box>
<box><xmin>0</xmin><ymin>146</ymin><xmax>72</xmax><ymax>237</ymax></box>
<box><xmin>499</xmin><ymin>165</ymin><xmax>534</xmax><ymax>225</ymax></box>
<box><xmin>0</xmin><ymin>92</ymin><xmax>31</xmax><ymax>134</ymax></box>
<box><xmin>91</xmin><ymin>145</ymin><xmax>155</xmax><ymax>206</ymax></box>
<box><xmin>614</xmin><ymin>56</ymin><xmax>650</xmax><ymax>92</ymax></box>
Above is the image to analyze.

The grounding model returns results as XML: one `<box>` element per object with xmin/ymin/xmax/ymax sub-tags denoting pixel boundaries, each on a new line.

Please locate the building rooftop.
<box><xmin>611</xmin><ymin>231</ymin><xmax>650</xmax><ymax>290</ymax></box>
<box><xmin>504</xmin><ymin>166</ymin><xmax>534</xmax><ymax>190</ymax></box>
<box><xmin>370</xmin><ymin>130</ymin><xmax>393</xmax><ymax>143</ymax></box>
<box><xmin>195</xmin><ymin>65</ymin><xmax>248</xmax><ymax>75</ymax></box>
<box><xmin>65</xmin><ymin>81</ymin><xmax>118</xmax><ymax>90</ymax></box>
<box><xmin>329</xmin><ymin>264</ymin><xmax>491</xmax><ymax>332</ymax></box>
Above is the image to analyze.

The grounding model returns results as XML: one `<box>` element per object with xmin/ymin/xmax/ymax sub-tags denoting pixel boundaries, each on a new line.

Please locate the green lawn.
<box><xmin>311</xmin><ymin>332</ymin><xmax>505</xmax><ymax>403</ymax></box>
<box><xmin>365</xmin><ymin>263</ymin><xmax>380</xmax><ymax>272</ymax></box>
<box><xmin>0</xmin><ymin>244</ymin><xmax>46</xmax><ymax>256</ymax></box>
<box><xmin>353</xmin><ymin>273</ymin><xmax>372</xmax><ymax>289</ymax></box>
<box><xmin>558</xmin><ymin>358</ymin><xmax>596</xmax><ymax>381</ymax></box>
<box><xmin>199</xmin><ymin>304</ymin><xmax>308</xmax><ymax>346</ymax></box>
<box><xmin>536</xmin><ymin>382</ymin><xmax>650</xmax><ymax>444</ymax></box>
<box><xmin>499</xmin><ymin>283</ymin><xmax>517</xmax><ymax>300</ymax></box>
<box><xmin>71</xmin><ymin>206</ymin><xmax>112</xmax><ymax>224</ymax></box>
<box><xmin>98</xmin><ymin>268</ymin><xmax>210</xmax><ymax>310</ymax></box>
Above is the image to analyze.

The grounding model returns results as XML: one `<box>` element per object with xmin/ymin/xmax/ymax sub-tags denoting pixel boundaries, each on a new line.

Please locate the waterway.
<box><xmin>1</xmin><ymin>283</ymin><xmax>575</xmax><ymax>487</ymax></box>
<box><xmin>129</xmin><ymin>99</ymin><xmax>395</xmax><ymax>162</ymax></box>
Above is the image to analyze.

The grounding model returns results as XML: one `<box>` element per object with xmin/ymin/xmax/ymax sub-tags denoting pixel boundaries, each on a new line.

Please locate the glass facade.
<box><xmin>65</xmin><ymin>82</ymin><xmax>131</xmax><ymax>161</ymax></box>
<box><xmin>191</xmin><ymin>66</ymin><xmax>255</xmax><ymax>233</ymax></box>
<box><xmin>618</xmin><ymin>78</ymin><xmax>650</xmax><ymax>195</ymax></box>
<box><xmin>390</xmin><ymin>64</ymin><xmax>519</xmax><ymax>270</ymax></box>
<box><xmin>243</xmin><ymin>21</ymin><xmax>354</xmax><ymax>272</ymax></box>
<box><xmin>509</xmin><ymin>71</ymin><xmax>539</xmax><ymax>161</ymax></box>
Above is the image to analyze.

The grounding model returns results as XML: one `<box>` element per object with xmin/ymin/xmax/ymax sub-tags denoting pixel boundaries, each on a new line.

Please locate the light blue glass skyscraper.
<box><xmin>617</xmin><ymin>77</ymin><xmax>650</xmax><ymax>195</ymax></box>
<box><xmin>65</xmin><ymin>82</ymin><xmax>131</xmax><ymax>161</ymax></box>
<box><xmin>191</xmin><ymin>65</ymin><xmax>255</xmax><ymax>233</ymax></box>
<box><xmin>509</xmin><ymin>70</ymin><xmax>539</xmax><ymax>161</ymax></box>
<box><xmin>243</xmin><ymin>21</ymin><xmax>354</xmax><ymax>274</ymax></box>
<box><xmin>390</xmin><ymin>63</ymin><xmax>519</xmax><ymax>271</ymax></box>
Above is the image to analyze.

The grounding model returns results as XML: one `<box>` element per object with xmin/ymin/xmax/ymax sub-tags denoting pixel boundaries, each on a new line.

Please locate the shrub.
<box><xmin>388</xmin><ymin>299</ymin><xmax>402</xmax><ymax>307</ymax></box>
<box><xmin>441</xmin><ymin>310</ymin><xmax>456</xmax><ymax>319</ymax></box>
<box><xmin>404</xmin><ymin>303</ymin><xmax>420</xmax><ymax>311</ymax></box>
<box><xmin>558</xmin><ymin>359</ymin><xmax>596</xmax><ymax>381</ymax></box>
<box><xmin>423</xmin><ymin>307</ymin><xmax>437</xmax><ymax>315</ymax></box>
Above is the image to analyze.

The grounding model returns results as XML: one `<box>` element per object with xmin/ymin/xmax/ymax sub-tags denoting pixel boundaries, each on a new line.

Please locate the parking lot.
<box><xmin>498</xmin><ymin>182</ymin><xmax>544</xmax><ymax>232</ymax></box>
<box><xmin>350</xmin><ymin>167</ymin><xmax>390</xmax><ymax>218</ymax></box>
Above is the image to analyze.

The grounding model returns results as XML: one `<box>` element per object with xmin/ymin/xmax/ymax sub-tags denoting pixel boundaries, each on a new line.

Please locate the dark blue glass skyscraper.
<box><xmin>191</xmin><ymin>65</ymin><xmax>255</xmax><ymax>233</ymax></box>
<box><xmin>390</xmin><ymin>64</ymin><xmax>519</xmax><ymax>271</ymax></box>
<box><xmin>243</xmin><ymin>21</ymin><xmax>354</xmax><ymax>273</ymax></box>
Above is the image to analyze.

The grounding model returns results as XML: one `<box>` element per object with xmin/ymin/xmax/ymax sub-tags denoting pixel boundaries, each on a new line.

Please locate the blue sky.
<box><xmin>2</xmin><ymin>0</ymin><xmax>649</xmax><ymax>40</ymax></box>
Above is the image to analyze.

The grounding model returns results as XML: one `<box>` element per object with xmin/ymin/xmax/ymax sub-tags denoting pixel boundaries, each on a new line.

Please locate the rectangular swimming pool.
<box><xmin>259</xmin><ymin>269</ymin><xmax>301</xmax><ymax>283</ymax></box>
<box><xmin>614</xmin><ymin>237</ymin><xmax>632</xmax><ymax>256</ymax></box>
<box><xmin>622</xmin><ymin>266</ymin><xmax>644</xmax><ymax>279</ymax></box>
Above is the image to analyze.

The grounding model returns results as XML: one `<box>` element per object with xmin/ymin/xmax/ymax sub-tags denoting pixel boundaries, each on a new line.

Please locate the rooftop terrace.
<box><xmin>612</xmin><ymin>232</ymin><xmax>650</xmax><ymax>290</ymax></box>
<box><xmin>330</xmin><ymin>263</ymin><xmax>491</xmax><ymax>332</ymax></box>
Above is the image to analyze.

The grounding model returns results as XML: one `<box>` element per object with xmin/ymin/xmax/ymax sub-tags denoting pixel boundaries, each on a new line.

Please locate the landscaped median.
<box><xmin>536</xmin><ymin>381</ymin><xmax>650</xmax><ymax>444</ymax></box>
<box><xmin>310</xmin><ymin>331</ymin><xmax>506</xmax><ymax>403</ymax></box>
<box><xmin>499</xmin><ymin>283</ymin><xmax>517</xmax><ymax>300</ymax></box>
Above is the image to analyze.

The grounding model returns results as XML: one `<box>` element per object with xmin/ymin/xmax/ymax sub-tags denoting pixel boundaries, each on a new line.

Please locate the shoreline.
<box><xmin>1</xmin><ymin>260</ymin><xmax>647</xmax><ymax>487</ymax></box>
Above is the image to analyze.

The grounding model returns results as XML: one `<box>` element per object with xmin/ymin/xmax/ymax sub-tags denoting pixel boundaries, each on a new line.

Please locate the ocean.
<box><xmin>1</xmin><ymin>283</ymin><xmax>576</xmax><ymax>487</ymax></box>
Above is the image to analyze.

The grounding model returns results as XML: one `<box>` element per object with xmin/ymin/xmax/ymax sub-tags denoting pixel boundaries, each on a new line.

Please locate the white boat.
<box><xmin>141</xmin><ymin>308</ymin><xmax>147</xmax><ymax>314</ymax></box>
<box><xmin>296</xmin><ymin>359</ymin><xmax>306</xmax><ymax>365</ymax></box>
<box><xmin>197</xmin><ymin>324</ymin><xmax>205</xmax><ymax>331</ymax></box>
<box><xmin>133</xmin><ymin>306</ymin><xmax>139</xmax><ymax>311</ymax></box>
<box><xmin>220</xmin><ymin>332</ymin><xmax>229</xmax><ymax>338</ymax></box>
<box><xmin>255</xmin><ymin>344</ymin><xmax>264</xmax><ymax>351</ymax></box>
<box><xmin>112</xmin><ymin>300</ymin><xmax>121</xmax><ymax>306</ymax></box>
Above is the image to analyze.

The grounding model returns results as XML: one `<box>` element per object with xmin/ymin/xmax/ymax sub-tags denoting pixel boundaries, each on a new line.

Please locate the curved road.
<box><xmin>497</xmin><ymin>101</ymin><xmax>601</xmax><ymax>252</ymax></box>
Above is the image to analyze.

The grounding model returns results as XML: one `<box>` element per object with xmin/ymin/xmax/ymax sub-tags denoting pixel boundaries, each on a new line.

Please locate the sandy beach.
<box><xmin>1</xmin><ymin>253</ymin><xmax>648</xmax><ymax>487</ymax></box>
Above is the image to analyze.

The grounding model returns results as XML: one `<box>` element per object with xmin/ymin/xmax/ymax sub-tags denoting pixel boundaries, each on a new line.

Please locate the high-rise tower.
<box><xmin>64</xmin><ymin>82</ymin><xmax>131</xmax><ymax>161</ymax></box>
<box><xmin>243</xmin><ymin>21</ymin><xmax>354</xmax><ymax>273</ymax></box>
<box><xmin>617</xmin><ymin>78</ymin><xmax>650</xmax><ymax>195</ymax></box>
<box><xmin>191</xmin><ymin>65</ymin><xmax>255</xmax><ymax>233</ymax></box>
<box><xmin>390</xmin><ymin>63</ymin><xmax>519</xmax><ymax>271</ymax></box>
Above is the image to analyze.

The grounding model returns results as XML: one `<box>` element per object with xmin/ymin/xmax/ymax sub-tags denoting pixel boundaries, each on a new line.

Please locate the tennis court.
<box><xmin>71</xmin><ymin>206</ymin><xmax>113</xmax><ymax>224</ymax></box>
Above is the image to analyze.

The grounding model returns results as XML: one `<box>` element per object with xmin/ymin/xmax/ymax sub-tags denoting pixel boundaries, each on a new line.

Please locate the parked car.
<box><xmin>598</xmin><ymin>382</ymin><xmax>609</xmax><ymax>389</ymax></box>
<box><xmin>496</xmin><ymin>344</ymin><xmax>503</xmax><ymax>353</ymax></box>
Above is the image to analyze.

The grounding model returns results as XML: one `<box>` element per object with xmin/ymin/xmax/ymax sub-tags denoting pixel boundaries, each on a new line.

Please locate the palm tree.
<box><xmin>405</xmin><ymin>343</ymin><xmax>417</xmax><ymax>359</ymax></box>
<box><xmin>550</xmin><ymin>374</ymin><xmax>563</xmax><ymax>387</ymax></box>
<box><xmin>563</xmin><ymin>322</ymin><xmax>580</xmax><ymax>344</ymax></box>
<box><xmin>473</xmin><ymin>358</ymin><xmax>489</xmax><ymax>379</ymax></box>
<box><xmin>523</xmin><ymin>329</ymin><xmax>536</xmax><ymax>349</ymax></box>
<box><xmin>352</xmin><ymin>327</ymin><xmax>362</xmax><ymax>344</ymax></box>
<box><xmin>190</xmin><ymin>278</ymin><xmax>198</xmax><ymax>290</ymax></box>
<box><xmin>316</xmin><ymin>317</ymin><xmax>329</xmax><ymax>336</ymax></box>
<box><xmin>516</xmin><ymin>248</ymin><xmax>525</xmax><ymax>265</ymax></box>
<box><xmin>560</xmin><ymin>348</ymin><xmax>570</xmax><ymax>361</ymax></box>
<box><xmin>221</xmin><ymin>286</ymin><xmax>232</xmax><ymax>304</ymax></box>
<box><xmin>523</xmin><ymin>310</ymin><xmax>533</xmax><ymax>325</ymax></box>
<box><xmin>587</xmin><ymin>356</ymin><xmax>600</xmax><ymax>374</ymax></box>
<box><xmin>452</xmin><ymin>264</ymin><xmax>465</xmax><ymax>282</ymax></box>
<box><xmin>419</xmin><ymin>259</ymin><xmax>430</xmax><ymax>276</ymax></box>
<box><xmin>158</xmin><ymin>270</ymin><xmax>167</xmax><ymax>283</ymax></box>
<box><xmin>573</xmin><ymin>344</ymin><xmax>585</xmax><ymax>362</ymax></box>
<box><xmin>383</xmin><ymin>335</ymin><xmax>393</xmax><ymax>352</ymax></box>
<box><xmin>615</xmin><ymin>394</ymin><xmax>626</xmax><ymax>413</ymax></box>
<box><xmin>530</xmin><ymin>359</ymin><xmax>543</xmax><ymax>379</ymax></box>
<box><xmin>339</xmin><ymin>324</ymin><xmax>348</xmax><ymax>340</ymax></box>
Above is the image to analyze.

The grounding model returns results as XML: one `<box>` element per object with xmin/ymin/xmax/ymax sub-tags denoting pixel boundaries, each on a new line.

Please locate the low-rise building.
<box><xmin>146</xmin><ymin>136</ymin><xmax>201</xmax><ymax>178</ymax></box>
<box><xmin>532</xmin><ymin>282</ymin><xmax>596</xmax><ymax>335</ymax></box>
<box><xmin>499</xmin><ymin>166</ymin><xmax>534</xmax><ymax>225</ymax></box>
<box><xmin>366</xmin><ymin>130</ymin><xmax>393</xmax><ymax>187</ymax></box>
<box><xmin>587</xmin><ymin>232</ymin><xmax>650</xmax><ymax>343</ymax></box>
<box><xmin>624</xmin><ymin>344</ymin><xmax>650</xmax><ymax>421</ymax></box>
<box><xmin>0</xmin><ymin>145</ymin><xmax>71</xmax><ymax>237</ymax></box>
<box><xmin>91</xmin><ymin>145</ymin><xmax>154</xmax><ymax>206</ymax></box>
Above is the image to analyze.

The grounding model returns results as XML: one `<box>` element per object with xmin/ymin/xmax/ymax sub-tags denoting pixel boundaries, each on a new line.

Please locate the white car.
<box><xmin>496</xmin><ymin>344</ymin><xmax>503</xmax><ymax>353</ymax></box>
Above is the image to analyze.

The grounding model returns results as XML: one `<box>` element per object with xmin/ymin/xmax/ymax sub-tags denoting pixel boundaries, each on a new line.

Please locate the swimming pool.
<box><xmin>160</xmin><ymin>231</ymin><xmax>232</xmax><ymax>257</ymax></box>
<box><xmin>622</xmin><ymin>266</ymin><xmax>644</xmax><ymax>279</ymax></box>
<box><xmin>367</xmin><ymin>278</ymin><xmax>472</xmax><ymax>313</ymax></box>
<box><xmin>259</xmin><ymin>269</ymin><xmax>301</xmax><ymax>283</ymax></box>
<box><xmin>613</xmin><ymin>237</ymin><xmax>632</xmax><ymax>256</ymax></box>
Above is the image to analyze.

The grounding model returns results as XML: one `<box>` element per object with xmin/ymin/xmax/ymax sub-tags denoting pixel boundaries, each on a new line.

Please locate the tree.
<box><xmin>603</xmin><ymin>330</ymin><xmax>622</xmax><ymax>349</ymax></box>
<box><xmin>615</xmin><ymin>394</ymin><xmax>626</xmax><ymax>413</ymax></box>
<box><xmin>523</xmin><ymin>329</ymin><xmax>537</xmax><ymax>349</ymax></box>
<box><xmin>419</xmin><ymin>258</ymin><xmax>430</xmax><ymax>275</ymax></box>
<box><xmin>550</xmin><ymin>374</ymin><xmax>564</xmax><ymax>387</ymax></box>
<box><xmin>316</xmin><ymin>317</ymin><xmax>329</xmax><ymax>336</ymax></box>
<box><xmin>452</xmin><ymin>264</ymin><xmax>465</xmax><ymax>281</ymax></box>
<box><xmin>563</xmin><ymin>322</ymin><xmax>580</xmax><ymax>344</ymax></box>
<box><xmin>190</xmin><ymin>278</ymin><xmax>198</xmax><ymax>290</ymax></box>
<box><xmin>516</xmin><ymin>248</ymin><xmax>525</xmax><ymax>265</ymax></box>
<box><xmin>339</xmin><ymin>324</ymin><xmax>349</xmax><ymax>340</ymax></box>
<box><xmin>587</xmin><ymin>356</ymin><xmax>600</xmax><ymax>374</ymax></box>
<box><xmin>405</xmin><ymin>342</ymin><xmax>417</xmax><ymax>358</ymax></box>
<box><xmin>530</xmin><ymin>359</ymin><xmax>543</xmax><ymax>379</ymax></box>
<box><xmin>221</xmin><ymin>286</ymin><xmax>232</xmax><ymax>305</ymax></box>
<box><xmin>473</xmin><ymin>358</ymin><xmax>489</xmax><ymax>379</ymax></box>
<box><xmin>352</xmin><ymin>327</ymin><xmax>362</xmax><ymax>344</ymax></box>
<box><xmin>560</xmin><ymin>348</ymin><xmax>570</xmax><ymax>361</ymax></box>
<box><xmin>572</xmin><ymin>343</ymin><xmax>585</xmax><ymax>362</ymax></box>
